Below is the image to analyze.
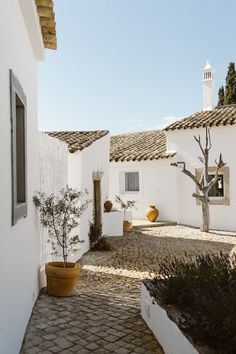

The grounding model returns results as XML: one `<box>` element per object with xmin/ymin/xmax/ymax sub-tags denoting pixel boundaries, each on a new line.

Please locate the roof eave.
<box><xmin>110</xmin><ymin>152</ymin><xmax>176</xmax><ymax>163</ymax></box>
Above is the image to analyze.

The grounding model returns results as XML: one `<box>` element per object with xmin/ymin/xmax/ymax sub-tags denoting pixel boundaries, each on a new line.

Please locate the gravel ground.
<box><xmin>21</xmin><ymin>225</ymin><xmax>236</xmax><ymax>354</ymax></box>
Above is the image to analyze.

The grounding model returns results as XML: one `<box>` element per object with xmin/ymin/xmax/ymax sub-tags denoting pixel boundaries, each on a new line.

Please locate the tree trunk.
<box><xmin>201</xmin><ymin>200</ymin><xmax>210</xmax><ymax>232</ymax></box>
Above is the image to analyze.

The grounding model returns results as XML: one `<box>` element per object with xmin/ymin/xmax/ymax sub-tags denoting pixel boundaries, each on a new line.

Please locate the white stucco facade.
<box><xmin>0</xmin><ymin>1</ymin><xmax>44</xmax><ymax>353</ymax></box>
<box><xmin>109</xmin><ymin>159</ymin><xmax>178</xmax><ymax>221</ymax></box>
<box><xmin>167</xmin><ymin>125</ymin><xmax>236</xmax><ymax>231</ymax></box>
<box><xmin>68</xmin><ymin>133</ymin><xmax>110</xmax><ymax>260</ymax></box>
<box><xmin>109</xmin><ymin>125</ymin><xmax>236</xmax><ymax>232</ymax></box>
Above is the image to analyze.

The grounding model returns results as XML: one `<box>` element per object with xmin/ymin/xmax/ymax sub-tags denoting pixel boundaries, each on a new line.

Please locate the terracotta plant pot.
<box><xmin>123</xmin><ymin>220</ymin><xmax>132</xmax><ymax>232</ymax></box>
<box><xmin>145</xmin><ymin>205</ymin><xmax>159</xmax><ymax>222</ymax></box>
<box><xmin>104</xmin><ymin>200</ymin><xmax>113</xmax><ymax>212</ymax></box>
<box><xmin>45</xmin><ymin>262</ymin><xmax>80</xmax><ymax>297</ymax></box>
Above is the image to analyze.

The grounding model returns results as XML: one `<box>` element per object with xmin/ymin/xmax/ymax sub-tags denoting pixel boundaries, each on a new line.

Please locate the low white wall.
<box><xmin>68</xmin><ymin>133</ymin><xmax>110</xmax><ymax>260</ymax></box>
<box><xmin>109</xmin><ymin>159</ymin><xmax>178</xmax><ymax>222</ymax></box>
<box><xmin>167</xmin><ymin>126</ymin><xmax>236</xmax><ymax>231</ymax></box>
<box><xmin>141</xmin><ymin>283</ymin><xmax>199</xmax><ymax>354</ymax></box>
<box><xmin>103</xmin><ymin>211</ymin><xmax>123</xmax><ymax>236</ymax></box>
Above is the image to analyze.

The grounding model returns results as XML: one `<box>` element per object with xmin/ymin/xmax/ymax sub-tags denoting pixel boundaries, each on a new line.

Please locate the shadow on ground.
<box><xmin>21</xmin><ymin>226</ymin><xmax>236</xmax><ymax>354</ymax></box>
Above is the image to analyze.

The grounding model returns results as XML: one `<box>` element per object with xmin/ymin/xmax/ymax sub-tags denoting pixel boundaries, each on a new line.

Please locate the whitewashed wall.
<box><xmin>0</xmin><ymin>1</ymin><xmax>44</xmax><ymax>353</ymax></box>
<box><xmin>38</xmin><ymin>132</ymin><xmax>68</xmax><ymax>195</ymax></box>
<box><xmin>109</xmin><ymin>158</ymin><xmax>178</xmax><ymax>221</ymax></box>
<box><xmin>68</xmin><ymin>133</ymin><xmax>110</xmax><ymax>261</ymax></box>
<box><xmin>167</xmin><ymin>125</ymin><xmax>236</xmax><ymax>231</ymax></box>
<box><xmin>38</xmin><ymin>132</ymin><xmax>68</xmax><ymax>267</ymax></box>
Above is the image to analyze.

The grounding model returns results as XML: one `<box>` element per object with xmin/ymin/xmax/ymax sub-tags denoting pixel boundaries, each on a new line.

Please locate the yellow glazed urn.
<box><xmin>145</xmin><ymin>205</ymin><xmax>159</xmax><ymax>222</ymax></box>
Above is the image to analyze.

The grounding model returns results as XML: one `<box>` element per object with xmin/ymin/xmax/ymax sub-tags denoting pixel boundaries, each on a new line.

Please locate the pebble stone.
<box><xmin>20</xmin><ymin>225</ymin><xmax>236</xmax><ymax>354</ymax></box>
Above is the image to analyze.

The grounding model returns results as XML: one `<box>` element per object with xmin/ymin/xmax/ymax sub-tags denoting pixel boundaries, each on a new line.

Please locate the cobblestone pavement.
<box><xmin>20</xmin><ymin>225</ymin><xmax>236</xmax><ymax>354</ymax></box>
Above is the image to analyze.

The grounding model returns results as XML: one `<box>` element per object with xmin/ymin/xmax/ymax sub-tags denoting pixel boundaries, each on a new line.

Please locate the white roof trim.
<box><xmin>19</xmin><ymin>0</ymin><xmax>45</xmax><ymax>61</ymax></box>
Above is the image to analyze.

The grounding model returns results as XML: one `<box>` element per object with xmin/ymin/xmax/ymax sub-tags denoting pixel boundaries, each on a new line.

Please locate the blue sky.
<box><xmin>38</xmin><ymin>0</ymin><xmax>236</xmax><ymax>134</ymax></box>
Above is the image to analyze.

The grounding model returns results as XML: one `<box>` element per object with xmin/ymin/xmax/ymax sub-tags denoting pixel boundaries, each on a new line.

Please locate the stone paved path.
<box><xmin>20</xmin><ymin>225</ymin><xmax>236</xmax><ymax>354</ymax></box>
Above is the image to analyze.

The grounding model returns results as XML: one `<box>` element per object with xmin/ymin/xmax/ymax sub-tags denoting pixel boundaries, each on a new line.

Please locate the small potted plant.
<box><xmin>33</xmin><ymin>186</ymin><xmax>89</xmax><ymax>297</ymax></box>
<box><xmin>115</xmin><ymin>195</ymin><xmax>136</xmax><ymax>232</ymax></box>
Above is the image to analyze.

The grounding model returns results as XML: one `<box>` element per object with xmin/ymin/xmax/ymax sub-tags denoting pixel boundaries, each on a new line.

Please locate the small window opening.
<box><xmin>125</xmin><ymin>172</ymin><xmax>139</xmax><ymax>192</ymax></box>
<box><xmin>208</xmin><ymin>174</ymin><xmax>224</xmax><ymax>197</ymax></box>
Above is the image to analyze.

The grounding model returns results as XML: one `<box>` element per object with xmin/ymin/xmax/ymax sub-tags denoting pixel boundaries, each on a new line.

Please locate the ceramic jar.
<box><xmin>104</xmin><ymin>200</ymin><xmax>113</xmax><ymax>212</ymax></box>
<box><xmin>145</xmin><ymin>205</ymin><xmax>159</xmax><ymax>222</ymax></box>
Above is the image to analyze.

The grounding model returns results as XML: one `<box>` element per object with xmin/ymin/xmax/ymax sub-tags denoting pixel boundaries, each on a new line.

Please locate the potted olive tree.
<box><xmin>115</xmin><ymin>195</ymin><xmax>136</xmax><ymax>232</ymax></box>
<box><xmin>33</xmin><ymin>186</ymin><xmax>89</xmax><ymax>297</ymax></box>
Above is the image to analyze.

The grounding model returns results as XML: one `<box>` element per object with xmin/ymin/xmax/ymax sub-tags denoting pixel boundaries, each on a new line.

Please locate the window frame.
<box><xmin>10</xmin><ymin>69</ymin><xmax>27</xmax><ymax>225</ymax></box>
<box><xmin>195</xmin><ymin>166</ymin><xmax>230</xmax><ymax>206</ymax></box>
<box><xmin>124</xmin><ymin>171</ymin><xmax>140</xmax><ymax>193</ymax></box>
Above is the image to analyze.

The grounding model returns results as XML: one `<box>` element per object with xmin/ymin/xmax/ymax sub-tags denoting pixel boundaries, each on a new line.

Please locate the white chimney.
<box><xmin>203</xmin><ymin>60</ymin><xmax>214</xmax><ymax>111</ymax></box>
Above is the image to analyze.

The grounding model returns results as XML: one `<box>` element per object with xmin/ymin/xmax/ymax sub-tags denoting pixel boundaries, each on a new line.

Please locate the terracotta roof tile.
<box><xmin>35</xmin><ymin>0</ymin><xmax>57</xmax><ymax>50</ymax></box>
<box><xmin>165</xmin><ymin>105</ymin><xmax>236</xmax><ymax>131</ymax></box>
<box><xmin>47</xmin><ymin>130</ymin><xmax>109</xmax><ymax>153</ymax></box>
<box><xmin>110</xmin><ymin>130</ymin><xmax>176</xmax><ymax>162</ymax></box>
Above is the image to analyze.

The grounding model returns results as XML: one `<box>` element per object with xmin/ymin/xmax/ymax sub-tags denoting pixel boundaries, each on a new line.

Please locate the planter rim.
<box><xmin>46</xmin><ymin>261</ymin><xmax>79</xmax><ymax>270</ymax></box>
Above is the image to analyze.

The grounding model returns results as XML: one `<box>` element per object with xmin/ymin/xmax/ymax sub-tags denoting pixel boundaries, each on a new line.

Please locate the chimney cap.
<box><xmin>204</xmin><ymin>60</ymin><xmax>212</xmax><ymax>71</ymax></box>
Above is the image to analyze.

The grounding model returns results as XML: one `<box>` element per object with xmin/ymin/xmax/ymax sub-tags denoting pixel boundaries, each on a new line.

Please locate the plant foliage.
<box><xmin>217</xmin><ymin>85</ymin><xmax>225</xmax><ymax>106</ymax></box>
<box><xmin>88</xmin><ymin>222</ymin><xmax>111</xmax><ymax>251</ymax></box>
<box><xmin>218</xmin><ymin>62</ymin><xmax>236</xmax><ymax>106</ymax></box>
<box><xmin>225</xmin><ymin>62</ymin><xmax>236</xmax><ymax>105</ymax></box>
<box><xmin>33</xmin><ymin>186</ymin><xmax>89</xmax><ymax>266</ymax></box>
<box><xmin>149</xmin><ymin>253</ymin><xmax>236</xmax><ymax>353</ymax></box>
<box><xmin>115</xmin><ymin>195</ymin><xmax>136</xmax><ymax>219</ymax></box>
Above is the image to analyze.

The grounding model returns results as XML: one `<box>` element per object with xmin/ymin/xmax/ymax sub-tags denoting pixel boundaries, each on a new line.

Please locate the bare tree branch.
<box><xmin>205</xmin><ymin>154</ymin><xmax>226</xmax><ymax>193</ymax></box>
<box><xmin>171</xmin><ymin>126</ymin><xmax>227</xmax><ymax>233</ymax></box>
<box><xmin>198</xmin><ymin>156</ymin><xmax>205</xmax><ymax>164</ymax></box>
<box><xmin>208</xmin><ymin>127</ymin><xmax>212</xmax><ymax>150</ymax></box>
<box><xmin>192</xmin><ymin>193</ymin><xmax>206</xmax><ymax>202</ymax></box>
<box><xmin>215</xmin><ymin>153</ymin><xmax>226</xmax><ymax>169</ymax></box>
<box><xmin>194</xmin><ymin>135</ymin><xmax>205</xmax><ymax>156</ymax></box>
<box><xmin>171</xmin><ymin>162</ymin><xmax>202</xmax><ymax>190</ymax></box>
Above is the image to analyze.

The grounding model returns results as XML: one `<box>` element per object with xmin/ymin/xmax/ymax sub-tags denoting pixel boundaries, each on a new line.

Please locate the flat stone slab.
<box><xmin>132</xmin><ymin>219</ymin><xmax>177</xmax><ymax>228</ymax></box>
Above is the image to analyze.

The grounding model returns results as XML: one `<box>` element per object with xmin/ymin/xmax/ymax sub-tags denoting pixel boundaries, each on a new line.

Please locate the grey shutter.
<box><xmin>10</xmin><ymin>70</ymin><xmax>27</xmax><ymax>225</ymax></box>
<box><xmin>125</xmin><ymin>172</ymin><xmax>139</xmax><ymax>192</ymax></box>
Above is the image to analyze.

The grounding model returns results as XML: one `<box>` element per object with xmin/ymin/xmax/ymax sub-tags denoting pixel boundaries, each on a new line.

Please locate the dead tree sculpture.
<box><xmin>171</xmin><ymin>126</ymin><xmax>226</xmax><ymax>232</ymax></box>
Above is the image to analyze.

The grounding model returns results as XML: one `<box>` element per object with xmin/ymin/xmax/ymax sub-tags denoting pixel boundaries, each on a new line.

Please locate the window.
<box><xmin>208</xmin><ymin>174</ymin><xmax>224</xmax><ymax>198</ymax></box>
<box><xmin>10</xmin><ymin>70</ymin><xmax>27</xmax><ymax>225</ymax></box>
<box><xmin>195</xmin><ymin>167</ymin><xmax>230</xmax><ymax>206</ymax></box>
<box><xmin>125</xmin><ymin>172</ymin><xmax>139</xmax><ymax>192</ymax></box>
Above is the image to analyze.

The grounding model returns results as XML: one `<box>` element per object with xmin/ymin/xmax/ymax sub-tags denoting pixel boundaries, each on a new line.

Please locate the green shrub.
<box><xmin>88</xmin><ymin>222</ymin><xmax>111</xmax><ymax>251</ymax></box>
<box><xmin>92</xmin><ymin>237</ymin><xmax>111</xmax><ymax>251</ymax></box>
<box><xmin>149</xmin><ymin>252</ymin><xmax>236</xmax><ymax>353</ymax></box>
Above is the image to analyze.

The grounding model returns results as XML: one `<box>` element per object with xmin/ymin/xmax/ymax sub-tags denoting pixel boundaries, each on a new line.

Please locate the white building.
<box><xmin>0</xmin><ymin>1</ymin><xmax>57</xmax><ymax>353</ymax></box>
<box><xmin>109</xmin><ymin>130</ymin><xmax>177</xmax><ymax>221</ymax></box>
<box><xmin>47</xmin><ymin>130</ymin><xmax>110</xmax><ymax>259</ymax></box>
<box><xmin>110</xmin><ymin>62</ymin><xmax>236</xmax><ymax>231</ymax></box>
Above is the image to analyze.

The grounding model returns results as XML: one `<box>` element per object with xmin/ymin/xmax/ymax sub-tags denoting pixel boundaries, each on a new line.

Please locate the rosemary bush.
<box><xmin>149</xmin><ymin>252</ymin><xmax>236</xmax><ymax>353</ymax></box>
